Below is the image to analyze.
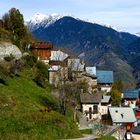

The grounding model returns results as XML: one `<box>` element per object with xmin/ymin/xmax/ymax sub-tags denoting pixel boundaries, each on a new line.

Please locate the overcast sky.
<box><xmin>0</xmin><ymin>0</ymin><xmax>140</xmax><ymax>34</ymax></box>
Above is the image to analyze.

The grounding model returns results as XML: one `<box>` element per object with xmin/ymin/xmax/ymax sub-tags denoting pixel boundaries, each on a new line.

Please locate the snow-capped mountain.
<box><xmin>27</xmin><ymin>13</ymin><xmax>63</xmax><ymax>31</ymax></box>
<box><xmin>27</xmin><ymin>13</ymin><xmax>124</xmax><ymax>33</ymax></box>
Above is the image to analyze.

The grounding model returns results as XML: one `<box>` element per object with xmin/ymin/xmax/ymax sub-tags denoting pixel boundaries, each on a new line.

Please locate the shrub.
<box><xmin>4</xmin><ymin>54</ymin><xmax>15</xmax><ymax>62</ymax></box>
<box><xmin>35</xmin><ymin>61</ymin><xmax>49</xmax><ymax>79</ymax></box>
<box><xmin>33</xmin><ymin>71</ymin><xmax>47</xmax><ymax>88</ymax></box>
<box><xmin>0</xmin><ymin>64</ymin><xmax>9</xmax><ymax>85</ymax></box>
<box><xmin>21</xmin><ymin>53</ymin><xmax>37</xmax><ymax>67</ymax></box>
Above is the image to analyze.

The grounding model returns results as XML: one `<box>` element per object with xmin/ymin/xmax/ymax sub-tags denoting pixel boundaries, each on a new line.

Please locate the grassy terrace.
<box><xmin>0</xmin><ymin>71</ymin><xmax>81</xmax><ymax>140</ymax></box>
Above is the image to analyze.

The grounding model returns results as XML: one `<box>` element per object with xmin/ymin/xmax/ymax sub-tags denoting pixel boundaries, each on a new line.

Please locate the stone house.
<box><xmin>48</xmin><ymin>50</ymin><xmax>69</xmax><ymax>86</ymax></box>
<box><xmin>80</xmin><ymin>91</ymin><xmax>111</xmax><ymax>121</ymax></box>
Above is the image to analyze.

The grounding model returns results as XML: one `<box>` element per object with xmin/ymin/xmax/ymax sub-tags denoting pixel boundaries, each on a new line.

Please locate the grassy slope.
<box><xmin>0</xmin><ymin>71</ymin><xmax>81</xmax><ymax>140</ymax></box>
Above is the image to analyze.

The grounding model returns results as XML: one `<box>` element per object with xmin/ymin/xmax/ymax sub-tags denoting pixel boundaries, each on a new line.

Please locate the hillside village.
<box><xmin>1</xmin><ymin>7</ymin><xmax>140</xmax><ymax>140</ymax></box>
<box><xmin>0</xmin><ymin>33</ymin><xmax>140</xmax><ymax>140</ymax></box>
<box><xmin>27</xmin><ymin>41</ymin><xmax>140</xmax><ymax>140</ymax></box>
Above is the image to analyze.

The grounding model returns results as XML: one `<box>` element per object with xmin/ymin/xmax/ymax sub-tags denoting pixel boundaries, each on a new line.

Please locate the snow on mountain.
<box><xmin>27</xmin><ymin>13</ymin><xmax>63</xmax><ymax>31</ymax></box>
<box><xmin>27</xmin><ymin>12</ymin><xmax>124</xmax><ymax>33</ymax></box>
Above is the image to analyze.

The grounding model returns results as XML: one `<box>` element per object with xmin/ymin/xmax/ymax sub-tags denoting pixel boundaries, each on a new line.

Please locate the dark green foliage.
<box><xmin>112</xmin><ymin>81</ymin><xmax>123</xmax><ymax>92</ymax></box>
<box><xmin>35</xmin><ymin>61</ymin><xmax>49</xmax><ymax>79</ymax></box>
<box><xmin>107</xmin><ymin>90</ymin><xmax>121</xmax><ymax>106</ymax></box>
<box><xmin>0</xmin><ymin>64</ymin><xmax>9</xmax><ymax>85</ymax></box>
<box><xmin>21</xmin><ymin>54</ymin><xmax>37</xmax><ymax>67</ymax></box>
<box><xmin>32</xmin><ymin>61</ymin><xmax>49</xmax><ymax>88</ymax></box>
<box><xmin>1</xmin><ymin>8</ymin><xmax>33</xmax><ymax>48</ymax></box>
<box><xmin>33</xmin><ymin>71</ymin><xmax>47</xmax><ymax>88</ymax></box>
<box><xmin>4</xmin><ymin>54</ymin><xmax>15</xmax><ymax>62</ymax></box>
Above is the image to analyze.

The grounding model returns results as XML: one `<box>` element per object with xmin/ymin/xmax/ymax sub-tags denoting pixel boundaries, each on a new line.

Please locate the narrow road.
<box><xmin>63</xmin><ymin>134</ymin><xmax>98</xmax><ymax>140</ymax></box>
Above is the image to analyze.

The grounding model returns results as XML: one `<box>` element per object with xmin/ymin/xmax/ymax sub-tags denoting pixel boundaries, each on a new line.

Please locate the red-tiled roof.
<box><xmin>29</xmin><ymin>41</ymin><xmax>52</xmax><ymax>49</ymax></box>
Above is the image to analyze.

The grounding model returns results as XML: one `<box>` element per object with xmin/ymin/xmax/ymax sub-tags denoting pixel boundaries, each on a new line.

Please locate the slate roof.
<box><xmin>80</xmin><ymin>91</ymin><xmax>104</xmax><ymax>104</ymax></box>
<box><xmin>123</xmin><ymin>89</ymin><xmax>140</xmax><ymax>99</ymax></box>
<box><xmin>50</xmin><ymin>50</ymin><xmax>69</xmax><ymax>61</ymax></box>
<box><xmin>132</xmin><ymin>126</ymin><xmax>140</xmax><ymax>134</ymax></box>
<box><xmin>101</xmin><ymin>95</ymin><xmax>111</xmax><ymax>103</ymax></box>
<box><xmin>96</xmin><ymin>70</ymin><xmax>113</xmax><ymax>84</ymax></box>
<box><xmin>109</xmin><ymin>107</ymin><xmax>137</xmax><ymax>123</ymax></box>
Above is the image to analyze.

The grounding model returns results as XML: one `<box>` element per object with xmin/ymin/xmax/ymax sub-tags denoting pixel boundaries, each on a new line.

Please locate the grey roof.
<box><xmin>96</xmin><ymin>70</ymin><xmax>113</xmax><ymax>84</ymax></box>
<box><xmin>132</xmin><ymin>126</ymin><xmax>140</xmax><ymax>134</ymax></box>
<box><xmin>109</xmin><ymin>107</ymin><xmax>137</xmax><ymax>123</ymax></box>
<box><xmin>50</xmin><ymin>50</ymin><xmax>69</xmax><ymax>61</ymax></box>
<box><xmin>68</xmin><ymin>58</ymin><xmax>85</xmax><ymax>72</ymax></box>
<box><xmin>80</xmin><ymin>91</ymin><xmax>104</xmax><ymax>104</ymax></box>
<box><xmin>101</xmin><ymin>95</ymin><xmax>111</xmax><ymax>103</ymax></box>
<box><xmin>123</xmin><ymin>89</ymin><xmax>140</xmax><ymax>99</ymax></box>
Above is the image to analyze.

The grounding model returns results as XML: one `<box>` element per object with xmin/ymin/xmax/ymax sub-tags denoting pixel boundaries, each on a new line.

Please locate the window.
<box><xmin>89</xmin><ymin>107</ymin><xmax>92</xmax><ymax>119</ymax></box>
<box><xmin>93</xmin><ymin>105</ymin><xmax>98</xmax><ymax>113</ymax></box>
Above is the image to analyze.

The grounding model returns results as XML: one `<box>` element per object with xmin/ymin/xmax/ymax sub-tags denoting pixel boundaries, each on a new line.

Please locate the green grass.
<box><xmin>96</xmin><ymin>135</ymin><xmax>117</xmax><ymax>140</ymax></box>
<box><xmin>80</xmin><ymin>128</ymin><xmax>92</xmax><ymax>134</ymax></box>
<box><xmin>0</xmin><ymin>71</ymin><xmax>82</xmax><ymax>140</ymax></box>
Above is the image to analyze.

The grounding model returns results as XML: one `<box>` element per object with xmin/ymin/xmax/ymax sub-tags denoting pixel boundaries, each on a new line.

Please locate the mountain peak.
<box><xmin>30</xmin><ymin>13</ymin><xmax>48</xmax><ymax>24</ymax></box>
<box><xmin>28</xmin><ymin>13</ymin><xmax>64</xmax><ymax>31</ymax></box>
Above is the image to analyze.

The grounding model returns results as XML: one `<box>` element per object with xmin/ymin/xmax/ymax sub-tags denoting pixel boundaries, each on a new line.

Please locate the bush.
<box><xmin>32</xmin><ymin>61</ymin><xmax>49</xmax><ymax>88</ymax></box>
<box><xmin>4</xmin><ymin>54</ymin><xmax>15</xmax><ymax>62</ymax></box>
<box><xmin>35</xmin><ymin>61</ymin><xmax>49</xmax><ymax>79</ymax></box>
<box><xmin>0</xmin><ymin>64</ymin><xmax>9</xmax><ymax>85</ymax></box>
<box><xmin>21</xmin><ymin>53</ymin><xmax>37</xmax><ymax>67</ymax></box>
<box><xmin>33</xmin><ymin>71</ymin><xmax>47</xmax><ymax>88</ymax></box>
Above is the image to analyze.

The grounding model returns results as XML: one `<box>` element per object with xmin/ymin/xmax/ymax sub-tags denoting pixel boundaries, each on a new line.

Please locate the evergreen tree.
<box><xmin>2</xmin><ymin>8</ymin><xmax>33</xmax><ymax>48</ymax></box>
<box><xmin>8</xmin><ymin>8</ymin><xmax>26</xmax><ymax>47</ymax></box>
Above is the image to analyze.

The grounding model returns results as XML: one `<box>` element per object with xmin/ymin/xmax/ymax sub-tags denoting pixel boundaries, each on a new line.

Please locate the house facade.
<box><xmin>122</xmin><ymin>89</ymin><xmax>140</xmax><ymax>108</ymax></box>
<box><xmin>96</xmin><ymin>70</ymin><xmax>113</xmax><ymax>92</ymax></box>
<box><xmin>109</xmin><ymin>107</ymin><xmax>137</xmax><ymax>133</ymax></box>
<box><xmin>28</xmin><ymin>42</ymin><xmax>52</xmax><ymax>63</ymax></box>
<box><xmin>80</xmin><ymin>92</ymin><xmax>111</xmax><ymax>121</ymax></box>
<box><xmin>48</xmin><ymin>50</ymin><xmax>69</xmax><ymax>86</ymax></box>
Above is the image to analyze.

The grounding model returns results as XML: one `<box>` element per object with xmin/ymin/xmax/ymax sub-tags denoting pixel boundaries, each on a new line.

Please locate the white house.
<box><xmin>96</xmin><ymin>70</ymin><xmax>114</xmax><ymax>92</ymax></box>
<box><xmin>80</xmin><ymin>92</ymin><xmax>111</xmax><ymax>121</ymax></box>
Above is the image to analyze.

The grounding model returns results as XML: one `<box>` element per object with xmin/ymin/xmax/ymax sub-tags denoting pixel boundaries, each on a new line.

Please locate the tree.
<box><xmin>8</xmin><ymin>8</ymin><xmax>26</xmax><ymax>46</ymax></box>
<box><xmin>2</xmin><ymin>8</ymin><xmax>33</xmax><ymax>48</ymax></box>
<box><xmin>112</xmin><ymin>81</ymin><xmax>123</xmax><ymax>92</ymax></box>
<box><xmin>107</xmin><ymin>90</ymin><xmax>121</xmax><ymax>106</ymax></box>
<box><xmin>2</xmin><ymin>13</ymin><xmax>11</xmax><ymax>30</ymax></box>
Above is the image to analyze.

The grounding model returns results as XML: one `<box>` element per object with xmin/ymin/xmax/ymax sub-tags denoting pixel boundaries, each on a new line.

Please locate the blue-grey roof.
<box><xmin>123</xmin><ymin>89</ymin><xmax>140</xmax><ymax>99</ymax></box>
<box><xmin>96</xmin><ymin>70</ymin><xmax>113</xmax><ymax>84</ymax></box>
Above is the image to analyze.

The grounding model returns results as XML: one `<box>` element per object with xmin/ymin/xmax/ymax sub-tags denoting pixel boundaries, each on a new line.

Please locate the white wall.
<box><xmin>100</xmin><ymin>86</ymin><xmax>112</xmax><ymax>93</ymax></box>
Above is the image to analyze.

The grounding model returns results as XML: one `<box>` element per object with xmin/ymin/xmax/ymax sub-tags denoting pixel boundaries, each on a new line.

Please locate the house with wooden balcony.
<box><xmin>28</xmin><ymin>41</ymin><xmax>53</xmax><ymax>63</ymax></box>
